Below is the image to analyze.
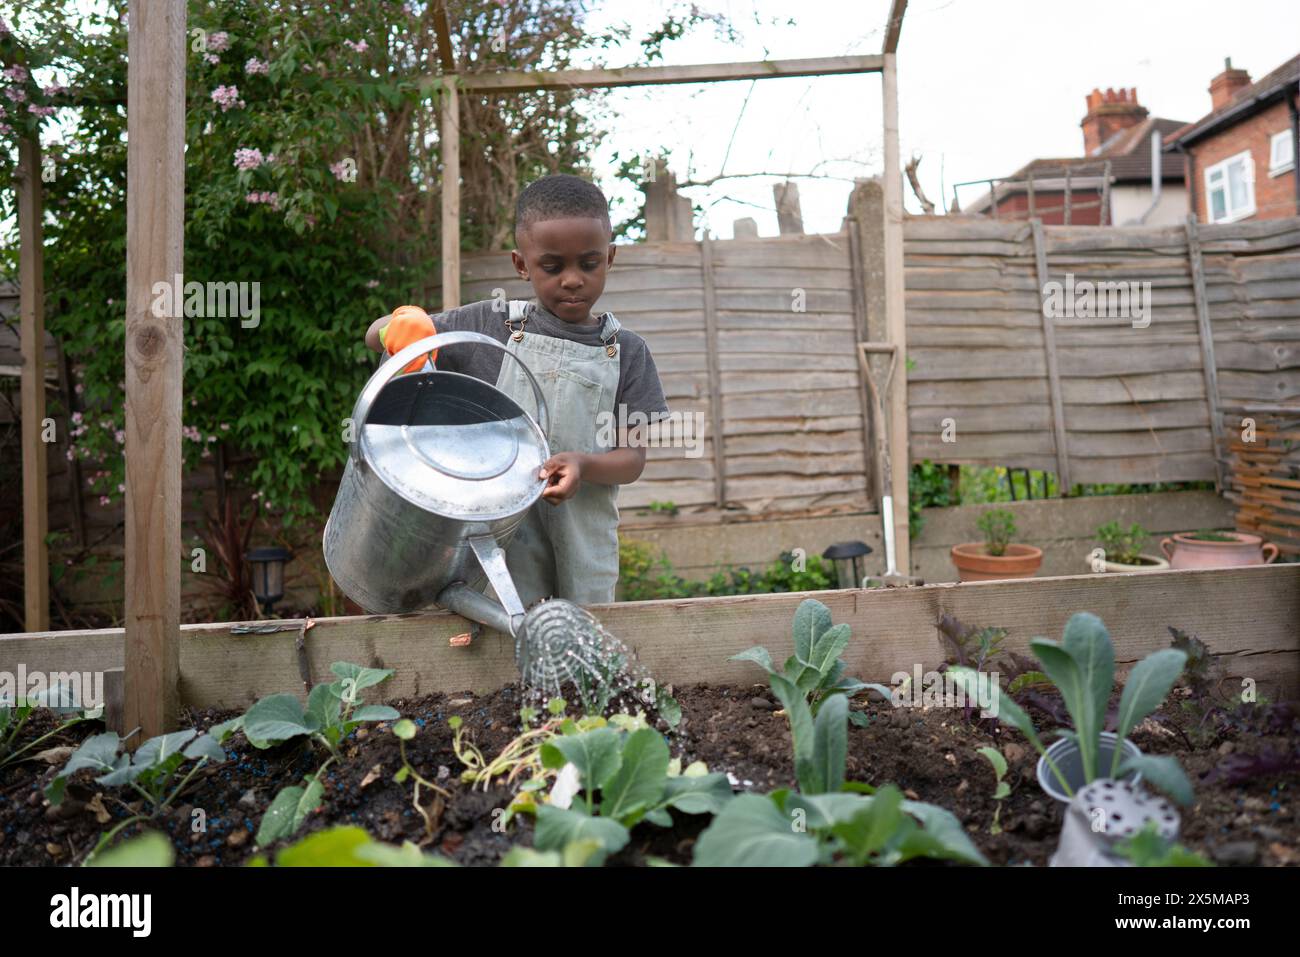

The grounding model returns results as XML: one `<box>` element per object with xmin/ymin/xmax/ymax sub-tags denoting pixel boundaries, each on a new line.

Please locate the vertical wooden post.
<box><xmin>17</xmin><ymin>137</ymin><xmax>49</xmax><ymax>632</ymax></box>
<box><xmin>1100</xmin><ymin>160</ymin><xmax>1112</xmax><ymax>226</ymax></box>
<box><xmin>699</xmin><ymin>232</ymin><xmax>728</xmax><ymax>508</ymax></box>
<box><xmin>881</xmin><ymin>53</ymin><xmax>911</xmax><ymax>571</ymax></box>
<box><xmin>124</xmin><ymin>0</ymin><xmax>185</xmax><ymax>738</ymax></box>
<box><xmin>1030</xmin><ymin>218</ymin><xmax>1073</xmax><ymax>492</ymax></box>
<box><xmin>440</xmin><ymin>75</ymin><xmax>461</xmax><ymax>311</ymax></box>
<box><xmin>1185</xmin><ymin>214</ymin><xmax>1226</xmax><ymax>489</ymax></box>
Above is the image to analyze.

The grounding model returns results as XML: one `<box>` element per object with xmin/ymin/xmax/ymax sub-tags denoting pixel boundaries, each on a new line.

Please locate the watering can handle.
<box><xmin>348</xmin><ymin>331</ymin><xmax>550</xmax><ymax>466</ymax></box>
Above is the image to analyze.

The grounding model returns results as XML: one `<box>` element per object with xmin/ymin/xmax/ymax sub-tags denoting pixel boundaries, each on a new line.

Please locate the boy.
<box><xmin>364</xmin><ymin>174</ymin><xmax>668</xmax><ymax>608</ymax></box>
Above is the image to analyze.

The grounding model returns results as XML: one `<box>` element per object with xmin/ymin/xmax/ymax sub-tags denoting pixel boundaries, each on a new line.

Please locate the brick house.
<box><xmin>1167</xmin><ymin>55</ymin><xmax>1300</xmax><ymax>223</ymax></box>
<box><xmin>963</xmin><ymin>88</ymin><xmax>1188</xmax><ymax>226</ymax></box>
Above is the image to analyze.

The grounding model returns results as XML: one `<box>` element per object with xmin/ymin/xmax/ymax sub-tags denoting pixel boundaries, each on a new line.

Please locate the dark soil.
<box><xmin>2</xmin><ymin>683</ymin><xmax>1296</xmax><ymax>867</ymax></box>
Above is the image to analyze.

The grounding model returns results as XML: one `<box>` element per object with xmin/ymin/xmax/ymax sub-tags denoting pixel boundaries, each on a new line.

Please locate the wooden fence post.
<box><xmin>699</xmin><ymin>233</ymin><xmax>727</xmax><ymax>508</ymax></box>
<box><xmin>440</xmin><ymin>75</ymin><xmax>461</xmax><ymax>310</ymax></box>
<box><xmin>1030</xmin><ymin>218</ymin><xmax>1073</xmax><ymax>492</ymax></box>
<box><xmin>124</xmin><ymin>0</ymin><xmax>185</xmax><ymax>738</ymax></box>
<box><xmin>881</xmin><ymin>53</ymin><xmax>911</xmax><ymax>571</ymax></box>
<box><xmin>18</xmin><ymin>137</ymin><xmax>49</xmax><ymax>632</ymax></box>
<box><xmin>1185</xmin><ymin>214</ymin><xmax>1226</xmax><ymax>490</ymax></box>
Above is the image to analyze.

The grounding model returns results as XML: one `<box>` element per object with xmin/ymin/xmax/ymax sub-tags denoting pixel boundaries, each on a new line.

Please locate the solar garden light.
<box><xmin>822</xmin><ymin>541</ymin><xmax>873</xmax><ymax>590</ymax></box>
<box><xmin>247</xmin><ymin>546</ymin><xmax>292</xmax><ymax>614</ymax></box>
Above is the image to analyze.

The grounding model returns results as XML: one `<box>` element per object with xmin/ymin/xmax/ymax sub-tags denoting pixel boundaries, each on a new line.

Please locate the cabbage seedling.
<box><xmin>976</xmin><ymin>746</ymin><xmax>1011</xmax><ymax>834</ymax></box>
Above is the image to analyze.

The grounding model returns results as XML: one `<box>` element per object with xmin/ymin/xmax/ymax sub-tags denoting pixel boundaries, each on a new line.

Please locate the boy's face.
<box><xmin>512</xmin><ymin>217</ymin><xmax>616</xmax><ymax>323</ymax></box>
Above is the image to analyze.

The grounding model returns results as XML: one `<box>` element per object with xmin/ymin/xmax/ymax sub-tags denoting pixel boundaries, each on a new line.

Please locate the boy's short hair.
<box><xmin>515</xmin><ymin>174</ymin><xmax>611</xmax><ymax>238</ymax></box>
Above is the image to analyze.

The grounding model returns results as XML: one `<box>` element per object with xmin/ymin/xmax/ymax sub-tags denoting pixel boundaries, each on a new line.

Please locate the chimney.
<box><xmin>1209</xmin><ymin>57</ymin><xmax>1252</xmax><ymax>111</ymax></box>
<box><xmin>1080</xmin><ymin>87</ymin><xmax>1148</xmax><ymax>155</ymax></box>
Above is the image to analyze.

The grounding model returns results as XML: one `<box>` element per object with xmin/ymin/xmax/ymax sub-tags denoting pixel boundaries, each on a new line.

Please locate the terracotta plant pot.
<box><xmin>950</xmin><ymin>543</ymin><xmax>1043</xmax><ymax>581</ymax></box>
<box><xmin>1160</xmin><ymin>531</ymin><xmax>1279</xmax><ymax>569</ymax></box>
<box><xmin>1087</xmin><ymin>553</ymin><xmax>1170</xmax><ymax>574</ymax></box>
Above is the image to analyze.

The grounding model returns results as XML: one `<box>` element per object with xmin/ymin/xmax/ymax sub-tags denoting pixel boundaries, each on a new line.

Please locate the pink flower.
<box><xmin>204</xmin><ymin>53</ymin><xmax>220</xmax><ymax>65</ymax></box>
<box><xmin>3</xmin><ymin>64</ymin><xmax>27</xmax><ymax>83</ymax></box>
<box><xmin>118</xmin><ymin>483</ymin><xmax>126</xmax><ymax>493</ymax></box>
<box><xmin>74</xmin><ymin>383</ymin><xmax>84</xmax><ymax>395</ymax></box>
<box><xmin>245</xmin><ymin>57</ymin><xmax>269</xmax><ymax>75</ymax></box>
<box><xmin>99</xmin><ymin>496</ymin><xmax>111</xmax><ymax>507</ymax></box>
<box><xmin>343</xmin><ymin>39</ymin><xmax>368</xmax><ymax>53</ymax></box>
<box><xmin>4</xmin><ymin>86</ymin><xmax>26</xmax><ymax>103</ymax></box>
<box><xmin>211</xmin><ymin>85</ymin><xmax>240</xmax><ymax>111</ymax></box>
<box><xmin>329</xmin><ymin>160</ymin><xmax>354</xmax><ymax>181</ymax></box>
<box><xmin>220</xmin><ymin>423</ymin><xmax>230</xmax><ymax>430</ymax></box>
<box><xmin>366</xmin><ymin>279</ymin><xmax>380</xmax><ymax>288</ymax></box>
<box><xmin>233</xmin><ymin>147</ymin><xmax>264</xmax><ymax>170</ymax></box>
<box><xmin>72</xmin><ymin>411</ymin><xmax>83</xmax><ymax>425</ymax></box>
<box><xmin>27</xmin><ymin>104</ymin><xmax>56</xmax><ymax>117</ymax></box>
<box><xmin>65</xmin><ymin>448</ymin><xmax>75</xmax><ymax>462</ymax></box>
<box><xmin>42</xmin><ymin>83</ymin><xmax>66</xmax><ymax>97</ymax></box>
<box><xmin>0</xmin><ymin>123</ymin><xmax>10</xmax><ymax>136</ymax></box>
<box><xmin>207</xmin><ymin>31</ymin><xmax>230</xmax><ymax>52</ymax></box>
<box><xmin>265</xmin><ymin>153</ymin><xmax>276</xmax><ymax>164</ymax></box>
<box><xmin>114</xmin><ymin>430</ymin><xmax>125</xmax><ymax>445</ymax></box>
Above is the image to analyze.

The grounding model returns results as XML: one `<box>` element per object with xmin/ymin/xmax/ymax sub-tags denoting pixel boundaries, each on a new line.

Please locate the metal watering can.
<box><xmin>324</xmin><ymin>332</ymin><xmax>608</xmax><ymax>686</ymax></box>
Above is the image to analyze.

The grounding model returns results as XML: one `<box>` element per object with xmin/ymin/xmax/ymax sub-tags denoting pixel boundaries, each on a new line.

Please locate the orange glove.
<box><xmin>380</xmin><ymin>304</ymin><xmax>438</xmax><ymax>373</ymax></box>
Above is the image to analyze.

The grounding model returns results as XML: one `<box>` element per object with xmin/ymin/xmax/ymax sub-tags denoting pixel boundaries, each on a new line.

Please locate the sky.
<box><xmin>583</xmin><ymin>0</ymin><xmax>1300</xmax><ymax>237</ymax></box>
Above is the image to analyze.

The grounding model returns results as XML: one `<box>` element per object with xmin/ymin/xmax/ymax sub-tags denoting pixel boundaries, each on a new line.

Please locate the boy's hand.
<box><xmin>382</xmin><ymin>305</ymin><xmax>438</xmax><ymax>373</ymax></box>
<box><xmin>539</xmin><ymin>453</ymin><xmax>584</xmax><ymax>503</ymax></box>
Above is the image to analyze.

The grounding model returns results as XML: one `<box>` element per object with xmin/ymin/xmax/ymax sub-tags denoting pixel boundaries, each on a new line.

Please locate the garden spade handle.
<box><xmin>348</xmin><ymin>331</ymin><xmax>550</xmax><ymax>468</ymax></box>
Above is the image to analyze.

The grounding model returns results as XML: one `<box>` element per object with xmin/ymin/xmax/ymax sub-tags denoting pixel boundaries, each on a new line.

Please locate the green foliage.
<box><xmin>646</xmin><ymin>500</ymin><xmax>679</xmax><ymax>516</ymax></box>
<box><xmin>46</xmin><ymin>722</ymin><xmax>236</xmax><ymax>811</ymax></box>
<box><xmin>1114</xmin><ymin>822</ymin><xmax>1213</xmax><ymax>867</ymax></box>
<box><xmin>84</xmin><ymin>831</ymin><xmax>176</xmax><ymax>868</ymax></box>
<box><xmin>529</xmin><ymin>721</ymin><xmax>732</xmax><ymax>865</ymax></box>
<box><xmin>909</xmin><ymin>460</ymin><xmax>956</xmax><ymax>538</ymax></box>
<box><xmin>976</xmin><ymin>509</ymin><xmax>1017</xmax><ymax>556</ymax></box>
<box><xmin>1096</xmin><ymin>521</ymin><xmax>1149</xmax><ymax>565</ymax></box>
<box><xmin>264</xmin><ymin>825</ymin><xmax>456</xmax><ymax>867</ymax></box>
<box><xmin>1185</xmin><ymin>529</ymin><xmax>1236</xmax><ymax>542</ymax></box>
<box><xmin>731</xmin><ymin>598</ymin><xmax>892</xmax><ymax>725</ymax></box>
<box><xmin>0</xmin><ymin>695</ymin><xmax>99</xmax><ymax>770</ymax></box>
<box><xmin>619</xmin><ymin>540</ymin><xmax>834</xmax><ymax>601</ymax></box>
<box><xmin>241</xmin><ymin>661</ymin><xmax>397</xmax><ymax>756</ymax></box>
<box><xmin>976</xmin><ymin>746</ymin><xmax>1010</xmax><ymax>834</ymax></box>
<box><xmin>948</xmin><ymin>612</ymin><xmax>1193</xmax><ymax>805</ymax></box>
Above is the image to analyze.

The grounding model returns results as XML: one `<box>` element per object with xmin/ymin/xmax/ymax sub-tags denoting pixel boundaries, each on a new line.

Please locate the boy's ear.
<box><xmin>606</xmin><ymin>244</ymin><xmax>617</xmax><ymax>268</ymax></box>
<box><xmin>511</xmin><ymin>249</ymin><xmax>528</xmax><ymax>280</ymax></box>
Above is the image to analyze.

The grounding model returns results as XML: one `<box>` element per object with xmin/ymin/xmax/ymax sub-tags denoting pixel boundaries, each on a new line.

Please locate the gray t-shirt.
<box><xmin>417</xmin><ymin>299</ymin><xmax>669</xmax><ymax>422</ymax></box>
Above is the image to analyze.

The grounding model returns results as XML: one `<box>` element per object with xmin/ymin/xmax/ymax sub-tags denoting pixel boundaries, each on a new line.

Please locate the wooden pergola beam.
<box><xmin>883</xmin><ymin>0</ymin><xmax>909</xmax><ymax>54</ymax></box>
<box><xmin>431</xmin><ymin>0</ymin><xmax>455</xmax><ymax>73</ymax></box>
<box><xmin>123</xmin><ymin>0</ymin><xmax>186</xmax><ymax>738</ymax></box>
<box><xmin>438</xmin><ymin>55</ymin><xmax>884</xmax><ymax>94</ymax></box>
<box><xmin>17</xmin><ymin>137</ymin><xmax>48</xmax><ymax>632</ymax></box>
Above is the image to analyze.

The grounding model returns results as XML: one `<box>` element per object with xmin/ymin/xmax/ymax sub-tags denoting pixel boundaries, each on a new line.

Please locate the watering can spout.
<box><xmin>436</xmin><ymin>581</ymin><xmax>521</xmax><ymax>637</ymax></box>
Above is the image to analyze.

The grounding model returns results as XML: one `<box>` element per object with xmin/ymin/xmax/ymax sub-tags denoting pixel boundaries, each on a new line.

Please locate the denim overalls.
<box><xmin>486</xmin><ymin>300</ymin><xmax>622</xmax><ymax>607</ymax></box>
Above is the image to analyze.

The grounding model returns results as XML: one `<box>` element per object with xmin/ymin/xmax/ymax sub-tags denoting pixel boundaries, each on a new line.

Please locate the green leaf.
<box><xmin>392</xmin><ymin>719</ymin><xmax>417</xmax><ymax>741</ymax></box>
<box><xmin>1031</xmin><ymin>639</ymin><xmax>1096</xmax><ymax>780</ymax></box>
<box><xmin>540</xmin><ymin>728</ymin><xmax>623</xmax><ymax>798</ymax></box>
<box><xmin>305</xmin><ymin>683</ymin><xmax>342</xmax><ymax>731</ymax></box>
<box><xmin>329</xmin><ymin>662</ymin><xmax>394</xmax><ymax>694</ymax></box>
<box><xmin>807</xmin><ymin>622</ymin><xmax>851</xmax><ymax>676</ymax></box>
<box><xmin>693</xmin><ymin>793</ymin><xmax>819</xmax><ymax>867</ymax></box>
<box><xmin>783</xmin><ymin>791</ymin><xmax>871</xmax><ymax>830</ymax></box>
<box><xmin>811</xmin><ymin>694</ymin><xmax>848</xmax><ymax>795</ymax></box>
<box><xmin>48</xmin><ymin>732</ymin><xmax>122</xmax><ymax>803</ymax></box>
<box><xmin>1111</xmin><ymin>649</ymin><xmax>1186</xmax><ymax>775</ymax></box>
<box><xmin>275</xmin><ymin>826</ymin><xmax>375</xmax><ymax>866</ymax></box>
<box><xmin>243</xmin><ymin>693</ymin><xmax>318</xmax><ymax>747</ymax></box>
<box><xmin>534</xmin><ymin>806</ymin><xmax>630</xmax><ymax>864</ymax></box>
<box><xmin>349</xmin><ymin>705</ymin><xmax>400</xmax><ymax>723</ymax></box>
<box><xmin>183</xmin><ymin>733</ymin><xmax>228</xmax><ymax>763</ymax></box>
<box><xmin>85</xmin><ymin>831</ymin><xmax>175</xmax><ymax>868</ymax></box>
<box><xmin>653</xmin><ymin>773</ymin><xmax>733</xmax><ymax>816</ymax></box>
<box><xmin>769</xmin><ymin>673</ymin><xmax>818</xmax><ymax>792</ymax></box>
<box><xmin>899</xmin><ymin>798</ymin><xmax>989</xmax><ymax>866</ymax></box>
<box><xmin>1060</xmin><ymin>612</ymin><xmax>1115</xmax><ymax>776</ymax></box>
<box><xmin>831</xmin><ymin>783</ymin><xmax>904</xmax><ymax>863</ymax></box>
<box><xmin>654</xmin><ymin>687</ymin><xmax>682</xmax><ymax>729</ymax></box>
<box><xmin>791</xmin><ymin>598</ymin><xmax>832</xmax><ymax>662</ymax></box>
<box><xmin>1118</xmin><ymin>753</ymin><xmax>1194</xmax><ymax>807</ymax></box>
<box><xmin>208</xmin><ymin>716</ymin><xmax>244</xmax><ymax>744</ymax></box>
<box><xmin>729</xmin><ymin>646</ymin><xmax>775</xmax><ymax>674</ymax></box>
<box><xmin>600</xmin><ymin>728</ymin><xmax>670</xmax><ymax>824</ymax></box>
<box><xmin>976</xmin><ymin>746</ymin><xmax>1007</xmax><ymax>782</ymax></box>
<box><xmin>257</xmin><ymin>776</ymin><xmax>325</xmax><ymax>846</ymax></box>
<box><xmin>133</xmin><ymin>729</ymin><xmax>199</xmax><ymax>770</ymax></box>
<box><xmin>354</xmin><ymin>841</ymin><xmax>457</xmax><ymax>867</ymax></box>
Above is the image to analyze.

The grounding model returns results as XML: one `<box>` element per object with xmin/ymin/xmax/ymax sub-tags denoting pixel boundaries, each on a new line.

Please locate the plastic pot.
<box><xmin>1037</xmin><ymin>732</ymin><xmax>1142</xmax><ymax>803</ymax></box>
<box><xmin>950</xmin><ymin>543</ymin><xmax>1043</xmax><ymax>582</ymax></box>
<box><xmin>1050</xmin><ymin>779</ymin><xmax>1181</xmax><ymax>867</ymax></box>
<box><xmin>1160</xmin><ymin>531</ymin><xmax>1279</xmax><ymax>569</ymax></box>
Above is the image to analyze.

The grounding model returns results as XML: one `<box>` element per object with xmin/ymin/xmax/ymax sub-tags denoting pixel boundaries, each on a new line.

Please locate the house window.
<box><xmin>1204</xmin><ymin>150</ymin><xmax>1256</xmax><ymax>223</ymax></box>
<box><xmin>1270</xmin><ymin>130</ymin><xmax>1296</xmax><ymax>176</ymax></box>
